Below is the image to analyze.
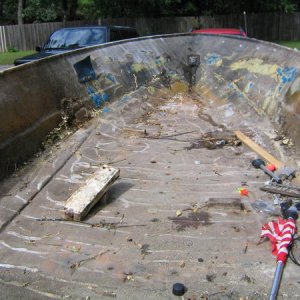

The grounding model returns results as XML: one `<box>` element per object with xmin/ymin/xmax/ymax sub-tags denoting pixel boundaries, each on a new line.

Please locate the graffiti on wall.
<box><xmin>203</xmin><ymin>53</ymin><xmax>298</xmax><ymax>108</ymax></box>
<box><xmin>73</xmin><ymin>50</ymin><xmax>179</xmax><ymax>113</ymax></box>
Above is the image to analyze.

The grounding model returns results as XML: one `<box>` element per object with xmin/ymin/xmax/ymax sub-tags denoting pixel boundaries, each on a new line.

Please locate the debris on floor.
<box><xmin>207</xmin><ymin>197</ymin><xmax>245</xmax><ymax>211</ymax></box>
<box><xmin>261</xmin><ymin>182</ymin><xmax>300</xmax><ymax>198</ymax></box>
<box><xmin>64</xmin><ymin>165</ymin><xmax>120</xmax><ymax>220</ymax></box>
<box><xmin>169</xmin><ymin>211</ymin><xmax>212</xmax><ymax>231</ymax></box>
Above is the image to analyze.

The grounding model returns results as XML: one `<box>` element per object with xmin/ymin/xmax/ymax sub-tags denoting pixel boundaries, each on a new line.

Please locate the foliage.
<box><xmin>23</xmin><ymin>0</ymin><xmax>58</xmax><ymax>23</ymax></box>
<box><xmin>1</xmin><ymin>0</ymin><xmax>18</xmax><ymax>24</ymax></box>
<box><xmin>0</xmin><ymin>0</ymin><xmax>299</xmax><ymax>24</ymax></box>
<box><xmin>8</xmin><ymin>46</ymin><xmax>18</xmax><ymax>52</ymax></box>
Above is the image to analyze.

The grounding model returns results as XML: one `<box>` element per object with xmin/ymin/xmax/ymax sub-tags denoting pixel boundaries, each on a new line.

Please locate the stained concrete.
<box><xmin>1</xmin><ymin>34</ymin><xmax>300</xmax><ymax>179</ymax></box>
<box><xmin>0</xmin><ymin>83</ymin><xmax>299</xmax><ymax>299</ymax></box>
<box><xmin>0</xmin><ymin>34</ymin><xmax>300</xmax><ymax>299</ymax></box>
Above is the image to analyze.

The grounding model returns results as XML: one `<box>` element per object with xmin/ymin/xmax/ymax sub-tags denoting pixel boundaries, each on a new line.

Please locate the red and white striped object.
<box><xmin>261</xmin><ymin>217</ymin><xmax>296</xmax><ymax>263</ymax></box>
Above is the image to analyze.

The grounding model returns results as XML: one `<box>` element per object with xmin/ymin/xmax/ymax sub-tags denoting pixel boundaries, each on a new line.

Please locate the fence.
<box><xmin>1</xmin><ymin>13</ymin><xmax>300</xmax><ymax>52</ymax></box>
<box><xmin>0</xmin><ymin>20</ymin><xmax>97</xmax><ymax>52</ymax></box>
<box><xmin>101</xmin><ymin>13</ymin><xmax>300</xmax><ymax>41</ymax></box>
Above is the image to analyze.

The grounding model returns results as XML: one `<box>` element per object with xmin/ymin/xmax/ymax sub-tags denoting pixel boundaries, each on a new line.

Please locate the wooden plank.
<box><xmin>235</xmin><ymin>130</ymin><xmax>285</xmax><ymax>168</ymax></box>
<box><xmin>64</xmin><ymin>165</ymin><xmax>120</xmax><ymax>221</ymax></box>
<box><xmin>235</xmin><ymin>130</ymin><xmax>300</xmax><ymax>185</ymax></box>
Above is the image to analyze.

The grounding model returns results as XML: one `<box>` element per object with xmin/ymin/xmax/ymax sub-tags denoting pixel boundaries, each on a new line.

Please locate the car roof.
<box><xmin>54</xmin><ymin>26</ymin><xmax>137</xmax><ymax>31</ymax></box>
<box><xmin>192</xmin><ymin>28</ymin><xmax>246</xmax><ymax>36</ymax></box>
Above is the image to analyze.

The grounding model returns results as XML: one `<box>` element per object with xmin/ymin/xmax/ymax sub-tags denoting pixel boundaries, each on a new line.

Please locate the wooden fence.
<box><xmin>0</xmin><ymin>20</ymin><xmax>97</xmax><ymax>52</ymax></box>
<box><xmin>1</xmin><ymin>13</ymin><xmax>300</xmax><ymax>52</ymax></box>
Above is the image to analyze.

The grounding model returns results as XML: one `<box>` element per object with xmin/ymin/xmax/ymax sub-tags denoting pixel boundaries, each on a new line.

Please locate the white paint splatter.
<box><xmin>0</xmin><ymin>241</ymin><xmax>48</xmax><ymax>255</ymax></box>
<box><xmin>0</xmin><ymin>263</ymin><xmax>39</xmax><ymax>273</ymax></box>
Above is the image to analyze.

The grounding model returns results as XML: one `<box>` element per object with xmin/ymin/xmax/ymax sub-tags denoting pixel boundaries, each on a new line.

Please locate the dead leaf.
<box><xmin>176</xmin><ymin>210</ymin><xmax>182</xmax><ymax>216</ymax></box>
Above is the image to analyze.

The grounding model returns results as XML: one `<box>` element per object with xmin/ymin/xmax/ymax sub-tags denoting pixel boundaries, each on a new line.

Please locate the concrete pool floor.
<box><xmin>0</xmin><ymin>86</ymin><xmax>299</xmax><ymax>299</ymax></box>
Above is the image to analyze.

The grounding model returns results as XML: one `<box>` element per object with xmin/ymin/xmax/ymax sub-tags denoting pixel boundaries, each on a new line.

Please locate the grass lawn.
<box><xmin>277</xmin><ymin>41</ymin><xmax>300</xmax><ymax>50</ymax></box>
<box><xmin>0</xmin><ymin>51</ymin><xmax>35</xmax><ymax>65</ymax></box>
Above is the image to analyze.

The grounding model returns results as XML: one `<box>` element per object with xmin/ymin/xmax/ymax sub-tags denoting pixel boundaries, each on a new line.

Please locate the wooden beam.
<box><xmin>235</xmin><ymin>130</ymin><xmax>300</xmax><ymax>185</ymax></box>
<box><xmin>64</xmin><ymin>165</ymin><xmax>120</xmax><ymax>221</ymax></box>
<box><xmin>235</xmin><ymin>130</ymin><xmax>285</xmax><ymax>168</ymax></box>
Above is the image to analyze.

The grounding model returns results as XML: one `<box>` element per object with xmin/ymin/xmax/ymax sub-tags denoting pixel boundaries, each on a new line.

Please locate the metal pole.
<box><xmin>243</xmin><ymin>11</ymin><xmax>248</xmax><ymax>35</ymax></box>
<box><xmin>269</xmin><ymin>261</ymin><xmax>284</xmax><ymax>300</ymax></box>
<box><xmin>259</xmin><ymin>164</ymin><xmax>282</xmax><ymax>184</ymax></box>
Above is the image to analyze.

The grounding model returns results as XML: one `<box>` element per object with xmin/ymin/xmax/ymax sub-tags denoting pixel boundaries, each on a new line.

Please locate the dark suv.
<box><xmin>14</xmin><ymin>25</ymin><xmax>139</xmax><ymax>65</ymax></box>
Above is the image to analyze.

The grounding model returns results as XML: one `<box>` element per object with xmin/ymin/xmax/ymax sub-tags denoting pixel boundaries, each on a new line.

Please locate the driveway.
<box><xmin>0</xmin><ymin>65</ymin><xmax>13</xmax><ymax>71</ymax></box>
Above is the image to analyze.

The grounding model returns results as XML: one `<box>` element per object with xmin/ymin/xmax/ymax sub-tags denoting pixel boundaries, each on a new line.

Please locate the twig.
<box><xmin>70</xmin><ymin>249</ymin><xmax>110</xmax><ymax>272</ymax></box>
<box><xmin>208</xmin><ymin>289</ymin><xmax>226</xmax><ymax>297</ymax></box>
<box><xmin>36</xmin><ymin>217</ymin><xmax>145</xmax><ymax>229</ymax></box>
<box><xmin>182</xmin><ymin>203</ymin><xmax>208</xmax><ymax>212</ymax></box>
<box><xmin>256</xmin><ymin>237</ymin><xmax>268</xmax><ymax>246</ymax></box>
<box><xmin>244</xmin><ymin>242</ymin><xmax>248</xmax><ymax>254</ymax></box>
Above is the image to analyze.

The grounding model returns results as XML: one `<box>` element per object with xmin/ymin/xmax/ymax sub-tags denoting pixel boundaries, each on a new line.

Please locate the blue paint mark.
<box><xmin>86</xmin><ymin>86</ymin><xmax>110</xmax><ymax>108</ymax></box>
<box><xmin>91</xmin><ymin>93</ymin><xmax>102</xmax><ymax>108</ymax></box>
<box><xmin>205</xmin><ymin>53</ymin><xmax>222</xmax><ymax>65</ymax></box>
<box><xmin>227</xmin><ymin>82</ymin><xmax>243</xmax><ymax>98</ymax></box>
<box><xmin>155</xmin><ymin>56</ymin><xmax>162</xmax><ymax>65</ymax></box>
<box><xmin>103</xmin><ymin>107</ymin><xmax>111</xmax><ymax>113</ymax></box>
<box><xmin>86</xmin><ymin>86</ymin><xmax>95</xmax><ymax>94</ymax></box>
<box><xmin>107</xmin><ymin>73</ymin><xmax>116</xmax><ymax>83</ymax></box>
<box><xmin>227</xmin><ymin>82</ymin><xmax>234</xmax><ymax>89</ymax></box>
<box><xmin>276</xmin><ymin>67</ymin><xmax>297</xmax><ymax>92</ymax></box>
<box><xmin>102</xmin><ymin>92</ymin><xmax>109</xmax><ymax>102</ymax></box>
<box><xmin>276</xmin><ymin>67</ymin><xmax>297</xmax><ymax>82</ymax></box>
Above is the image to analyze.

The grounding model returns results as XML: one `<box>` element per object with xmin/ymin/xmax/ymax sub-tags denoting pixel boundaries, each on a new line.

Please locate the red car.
<box><xmin>191</xmin><ymin>28</ymin><xmax>247</xmax><ymax>37</ymax></box>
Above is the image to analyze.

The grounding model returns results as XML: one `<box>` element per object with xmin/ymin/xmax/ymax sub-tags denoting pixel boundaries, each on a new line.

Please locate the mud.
<box><xmin>169</xmin><ymin>211</ymin><xmax>213</xmax><ymax>231</ymax></box>
<box><xmin>184</xmin><ymin>130</ymin><xmax>240</xmax><ymax>150</ymax></box>
<box><xmin>207</xmin><ymin>197</ymin><xmax>245</xmax><ymax>211</ymax></box>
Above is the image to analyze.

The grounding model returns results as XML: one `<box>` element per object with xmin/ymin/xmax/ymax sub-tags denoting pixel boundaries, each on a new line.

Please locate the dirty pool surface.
<box><xmin>0</xmin><ymin>88</ymin><xmax>299</xmax><ymax>299</ymax></box>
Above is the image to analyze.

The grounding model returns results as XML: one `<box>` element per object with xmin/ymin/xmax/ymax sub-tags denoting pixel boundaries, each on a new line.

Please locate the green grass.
<box><xmin>277</xmin><ymin>41</ymin><xmax>300</xmax><ymax>50</ymax></box>
<box><xmin>0</xmin><ymin>50</ymin><xmax>36</xmax><ymax>65</ymax></box>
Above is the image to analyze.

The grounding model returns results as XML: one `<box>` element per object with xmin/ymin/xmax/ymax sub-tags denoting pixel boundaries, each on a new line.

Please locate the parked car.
<box><xmin>14</xmin><ymin>25</ymin><xmax>139</xmax><ymax>65</ymax></box>
<box><xmin>191</xmin><ymin>28</ymin><xmax>247</xmax><ymax>37</ymax></box>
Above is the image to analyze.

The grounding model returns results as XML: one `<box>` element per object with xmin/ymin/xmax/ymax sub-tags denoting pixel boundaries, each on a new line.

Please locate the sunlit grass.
<box><xmin>277</xmin><ymin>41</ymin><xmax>300</xmax><ymax>50</ymax></box>
<box><xmin>0</xmin><ymin>51</ymin><xmax>36</xmax><ymax>65</ymax></box>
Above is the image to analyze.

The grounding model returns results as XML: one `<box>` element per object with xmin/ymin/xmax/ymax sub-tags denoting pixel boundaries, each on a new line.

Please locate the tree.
<box><xmin>18</xmin><ymin>0</ymin><xmax>23</xmax><ymax>24</ymax></box>
<box><xmin>23</xmin><ymin>0</ymin><xmax>58</xmax><ymax>22</ymax></box>
<box><xmin>61</xmin><ymin>0</ymin><xmax>79</xmax><ymax>21</ymax></box>
<box><xmin>0</xmin><ymin>0</ymin><xmax>299</xmax><ymax>24</ymax></box>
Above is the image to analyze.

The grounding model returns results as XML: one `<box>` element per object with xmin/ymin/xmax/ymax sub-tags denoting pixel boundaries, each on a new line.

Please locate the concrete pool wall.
<box><xmin>0</xmin><ymin>34</ymin><xmax>299</xmax><ymax>179</ymax></box>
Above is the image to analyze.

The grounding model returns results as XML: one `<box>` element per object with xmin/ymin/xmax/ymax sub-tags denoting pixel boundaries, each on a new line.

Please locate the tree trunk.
<box><xmin>61</xmin><ymin>0</ymin><xmax>78</xmax><ymax>21</ymax></box>
<box><xmin>18</xmin><ymin>0</ymin><xmax>23</xmax><ymax>25</ymax></box>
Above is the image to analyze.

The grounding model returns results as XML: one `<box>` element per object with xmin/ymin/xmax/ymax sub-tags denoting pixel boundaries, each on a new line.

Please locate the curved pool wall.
<box><xmin>0</xmin><ymin>34</ymin><xmax>299</xmax><ymax>179</ymax></box>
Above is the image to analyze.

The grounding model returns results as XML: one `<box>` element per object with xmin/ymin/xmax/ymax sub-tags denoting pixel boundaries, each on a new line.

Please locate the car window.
<box><xmin>109</xmin><ymin>28</ymin><xmax>139</xmax><ymax>41</ymax></box>
<box><xmin>109</xmin><ymin>29</ymin><xmax>120</xmax><ymax>42</ymax></box>
<box><xmin>119</xmin><ymin>29</ymin><xmax>139</xmax><ymax>39</ymax></box>
<box><xmin>44</xmin><ymin>28</ymin><xmax>107</xmax><ymax>49</ymax></box>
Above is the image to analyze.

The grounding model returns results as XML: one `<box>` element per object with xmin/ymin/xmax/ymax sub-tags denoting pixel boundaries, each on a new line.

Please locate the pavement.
<box><xmin>0</xmin><ymin>65</ymin><xmax>13</xmax><ymax>71</ymax></box>
<box><xmin>0</xmin><ymin>83</ymin><xmax>299</xmax><ymax>299</ymax></box>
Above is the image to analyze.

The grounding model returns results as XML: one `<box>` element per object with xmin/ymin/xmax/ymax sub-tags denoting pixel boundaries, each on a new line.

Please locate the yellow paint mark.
<box><xmin>194</xmin><ymin>83</ymin><xmax>226</xmax><ymax>105</ymax></box>
<box><xmin>132</xmin><ymin>63</ymin><xmax>145</xmax><ymax>72</ymax></box>
<box><xmin>230</xmin><ymin>58</ymin><xmax>278</xmax><ymax>77</ymax></box>
<box><xmin>170</xmin><ymin>81</ymin><xmax>189</xmax><ymax>93</ymax></box>
<box><xmin>147</xmin><ymin>86</ymin><xmax>155</xmax><ymax>95</ymax></box>
<box><xmin>262</xmin><ymin>96</ymin><xmax>277</xmax><ymax>115</ymax></box>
